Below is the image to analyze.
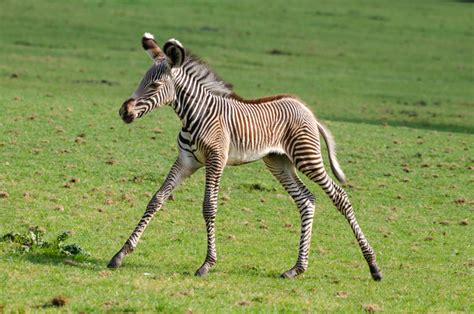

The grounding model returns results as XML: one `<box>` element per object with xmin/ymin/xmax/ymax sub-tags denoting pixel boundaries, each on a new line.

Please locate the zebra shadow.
<box><xmin>21</xmin><ymin>252</ymin><xmax>107</xmax><ymax>270</ymax></box>
<box><xmin>215</xmin><ymin>266</ymin><xmax>319</xmax><ymax>279</ymax></box>
<box><xmin>22</xmin><ymin>253</ymin><xmax>173</xmax><ymax>272</ymax></box>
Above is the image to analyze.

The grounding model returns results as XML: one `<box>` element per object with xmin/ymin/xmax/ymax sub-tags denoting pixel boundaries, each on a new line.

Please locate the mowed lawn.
<box><xmin>0</xmin><ymin>0</ymin><xmax>473</xmax><ymax>312</ymax></box>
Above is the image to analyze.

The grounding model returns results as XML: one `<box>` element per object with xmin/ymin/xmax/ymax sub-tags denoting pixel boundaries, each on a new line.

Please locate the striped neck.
<box><xmin>171</xmin><ymin>73</ymin><xmax>218</xmax><ymax>129</ymax></box>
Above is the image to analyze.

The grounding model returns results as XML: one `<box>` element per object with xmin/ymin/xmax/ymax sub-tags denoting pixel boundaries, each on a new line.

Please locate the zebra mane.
<box><xmin>181</xmin><ymin>51</ymin><xmax>234</xmax><ymax>97</ymax></box>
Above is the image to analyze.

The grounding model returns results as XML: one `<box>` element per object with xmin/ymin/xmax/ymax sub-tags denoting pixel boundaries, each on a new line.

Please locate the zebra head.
<box><xmin>119</xmin><ymin>33</ymin><xmax>185</xmax><ymax>123</ymax></box>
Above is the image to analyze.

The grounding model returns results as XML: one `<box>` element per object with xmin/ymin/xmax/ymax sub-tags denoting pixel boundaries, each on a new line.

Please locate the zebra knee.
<box><xmin>304</xmin><ymin>192</ymin><xmax>315</xmax><ymax>206</ymax></box>
<box><xmin>301</xmin><ymin>206</ymin><xmax>315</xmax><ymax>221</ymax></box>
<box><xmin>328</xmin><ymin>184</ymin><xmax>351</xmax><ymax>210</ymax></box>
<box><xmin>307</xmin><ymin>195</ymin><xmax>315</xmax><ymax>209</ymax></box>
<box><xmin>146</xmin><ymin>194</ymin><xmax>165</xmax><ymax>212</ymax></box>
<box><xmin>201</xmin><ymin>207</ymin><xmax>217</xmax><ymax>221</ymax></box>
<box><xmin>336</xmin><ymin>185</ymin><xmax>349</xmax><ymax>200</ymax></box>
<box><xmin>297</xmin><ymin>194</ymin><xmax>315</xmax><ymax>217</ymax></box>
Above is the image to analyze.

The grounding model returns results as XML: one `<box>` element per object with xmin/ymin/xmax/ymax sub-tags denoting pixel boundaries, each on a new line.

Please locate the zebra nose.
<box><xmin>119</xmin><ymin>98</ymin><xmax>137</xmax><ymax>123</ymax></box>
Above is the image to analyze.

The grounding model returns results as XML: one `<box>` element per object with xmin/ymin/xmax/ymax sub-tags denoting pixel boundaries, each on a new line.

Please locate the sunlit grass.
<box><xmin>0</xmin><ymin>0</ymin><xmax>472</xmax><ymax>312</ymax></box>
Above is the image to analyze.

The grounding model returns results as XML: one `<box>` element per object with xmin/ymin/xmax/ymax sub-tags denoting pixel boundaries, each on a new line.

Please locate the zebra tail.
<box><xmin>317</xmin><ymin>121</ymin><xmax>347</xmax><ymax>184</ymax></box>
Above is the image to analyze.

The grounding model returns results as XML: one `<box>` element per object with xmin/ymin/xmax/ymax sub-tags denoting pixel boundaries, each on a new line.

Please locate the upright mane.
<box><xmin>181</xmin><ymin>51</ymin><xmax>294</xmax><ymax>104</ymax></box>
<box><xmin>182</xmin><ymin>51</ymin><xmax>234</xmax><ymax>97</ymax></box>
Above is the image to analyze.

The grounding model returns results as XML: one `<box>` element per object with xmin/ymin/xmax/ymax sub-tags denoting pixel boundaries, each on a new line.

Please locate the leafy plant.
<box><xmin>1</xmin><ymin>226</ymin><xmax>89</xmax><ymax>257</ymax></box>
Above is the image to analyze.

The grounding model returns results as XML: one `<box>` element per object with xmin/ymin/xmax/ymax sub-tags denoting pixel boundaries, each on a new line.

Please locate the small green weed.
<box><xmin>1</xmin><ymin>226</ymin><xmax>89</xmax><ymax>257</ymax></box>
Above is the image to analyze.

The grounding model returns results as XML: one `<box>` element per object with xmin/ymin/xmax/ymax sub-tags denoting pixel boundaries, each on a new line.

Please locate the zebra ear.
<box><xmin>142</xmin><ymin>32</ymin><xmax>164</xmax><ymax>61</ymax></box>
<box><xmin>163</xmin><ymin>39</ymin><xmax>185</xmax><ymax>68</ymax></box>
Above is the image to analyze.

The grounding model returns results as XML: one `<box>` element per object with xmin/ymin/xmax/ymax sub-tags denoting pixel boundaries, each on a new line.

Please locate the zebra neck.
<box><xmin>172</xmin><ymin>83</ymin><xmax>217</xmax><ymax>129</ymax></box>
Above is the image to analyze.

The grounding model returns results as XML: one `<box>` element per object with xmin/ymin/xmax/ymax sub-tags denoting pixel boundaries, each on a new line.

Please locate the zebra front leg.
<box><xmin>195</xmin><ymin>155</ymin><xmax>225</xmax><ymax>276</ymax></box>
<box><xmin>107</xmin><ymin>157</ymin><xmax>197</xmax><ymax>269</ymax></box>
<box><xmin>264</xmin><ymin>154</ymin><xmax>315</xmax><ymax>278</ymax></box>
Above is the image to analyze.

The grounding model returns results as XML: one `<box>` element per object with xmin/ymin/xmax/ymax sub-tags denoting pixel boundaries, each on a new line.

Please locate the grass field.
<box><xmin>1</xmin><ymin>0</ymin><xmax>473</xmax><ymax>312</ymax></box>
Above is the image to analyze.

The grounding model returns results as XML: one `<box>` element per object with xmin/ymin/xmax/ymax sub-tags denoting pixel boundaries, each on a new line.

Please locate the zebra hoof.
<box><xmin>281</xmin><ymin>267</ymin><xmax>304</xmax><ymax>279</ymax></box>
<box><xmin>369</xmin><ymin>265</ymin><xmax>382</xmax><ymax>281</ymax></box>
<box><xmin>107</xmin><ymin>252</ymin><xmax>124</xmax><ymax>269</ymax></box>
<box><xmin>194</xmin><ymin>266</ymin><xmax>210</xmax><ymax>277</ymax></box>
<box><xmin>195</xmin><ymin>260</ymin><xmax>216</xmax><ymax>276</ymax></box>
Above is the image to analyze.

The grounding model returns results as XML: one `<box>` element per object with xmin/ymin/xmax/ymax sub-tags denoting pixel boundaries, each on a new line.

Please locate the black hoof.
<box><xmin>195</xmin><ymin>265</ymin><xmax>210</xmax><ymax>277</ymax></box>
<box><xmin>281</xmin><ymin>267</ymin><xmax>304</xmax><ymax>279</ymax></box>
<box><xmin>195</xmin><ymin>261</ymin><xmax>216</xmax><ymax>277</ymax></box>
<box><xmin>107</xmin><ymin>252</ymin><xmax>124</xmax><ymax>269</ymax></box>
<box><xmin>195</xmin><ymin>269</ymin><xmax>208</xmax><ymax>277</ymax></box>
<box><xmin>369</xmin><ymin>265</ymin><xmax>382</xmax><ymax>281</ymax></box>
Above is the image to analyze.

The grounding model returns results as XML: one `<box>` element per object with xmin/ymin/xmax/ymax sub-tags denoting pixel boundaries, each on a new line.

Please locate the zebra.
<box><xmin>108</xmin><ymin>32</ymin><xmax>382</xmax><ymax>281</ymax></box>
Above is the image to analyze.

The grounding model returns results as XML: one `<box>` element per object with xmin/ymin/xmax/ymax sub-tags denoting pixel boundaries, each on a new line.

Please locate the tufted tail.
<box><xmin>317</xmin><ymin>121</ymin><xmax>347</xmax><ymax>184</ymax></box>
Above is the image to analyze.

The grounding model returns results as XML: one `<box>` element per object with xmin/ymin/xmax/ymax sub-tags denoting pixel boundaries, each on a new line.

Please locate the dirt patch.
<box><xmin>399</xmin><ymin>110</ymin><xmax>418</xmax><ymax>117</ymax></box>
<box><xmin>413</xmin><ymin>100</ymin><xmax>428</xmax><ymax>107</ymax></box>
<box><xmin>49</xmin><ymin>296</ymin><xmax>68</xmax><ymax>307</ymax></box>
<box><xmin>199</xmin><ymin>26</ymin><xmax>219</xmax><ymax>32</ymax></box>
<box><xmin>335</xmin><ymin>291</ymin><xmax>348</xmax><ymax>298</ymax></box>
<box><xmin>368</xmin><ymin>15</ymin><xmax>388</xmax><ymax>21</ymax></box>
<box><xmin>236</xmin><ymin>300</ymin><xmax>251</xmax><ymax>306</ymax></box>
<box><xmin>313</xmin><ymin>11</ymin><xmax>337</xmax><ymax>17</ymax></box>
<box><xmin>73</xmin><ymin>79</ymin><xmax>118</xmax><ymax>86</ymax></box>
<box><xmin>268</xmin><ymin>49</ymin><xmax>292</xmax><ymax>56</ymax></box>
<box><xmin>105</xmin><ymin>159</ymin><xmax>116</xmax><ymax>165</ymax></box>
<box><xmin>362</xmin><ymin>303</ymin><xmax>381</xmax><ymax>312</ymax></box>
<box><xmin>14</xmin><ymin>40</ymin><xmax>34</xmax><ymax>47</ymax></box>
<box><xmin>454</xmin><ymin>198</ymin><xmax>465</xmax><ymax>205</ymax></box>
<box><xmin>459</xmin><ymin>219</ymin><xmax>469</xmax><ymax>226</ymax></box>
<box><xmin>240</xmin><ymin>183</ymin><xmax>274</xmax><ymax>192</ymax></box>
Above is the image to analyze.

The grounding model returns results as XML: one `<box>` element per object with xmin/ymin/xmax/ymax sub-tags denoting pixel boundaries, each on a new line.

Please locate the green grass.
<box><xmin>0</xmin><ymin>0</ymin><xmax>473</xmax><ymax>312</ymax></box>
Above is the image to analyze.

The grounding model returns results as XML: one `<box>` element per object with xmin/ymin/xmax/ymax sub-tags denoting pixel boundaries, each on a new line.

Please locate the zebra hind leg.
<box><xmin>328</xmin><ymin>178</ymin><xmax>382</xmax><ymax>281</ymax></box>
<box><xmin>263</xmin><ymin>154</ymin><xmax>315</xmax><ymax>279</ymax></box>
<box><xmin>302</xmin><ymin>166</ymin><xmax>382</xmax><ymax>281</ymax></box>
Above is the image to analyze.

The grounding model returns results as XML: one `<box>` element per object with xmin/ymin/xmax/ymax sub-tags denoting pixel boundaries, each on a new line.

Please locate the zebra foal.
<box><xmin>108</xmin><ymin>33</ymin><xmax>382</xmax><ymax>281</ymax></box>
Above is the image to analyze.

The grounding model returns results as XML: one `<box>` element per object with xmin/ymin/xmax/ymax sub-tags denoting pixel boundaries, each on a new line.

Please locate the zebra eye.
<box><xmin>149</xmin><ymin>82</ymin><xmax>161</xmax><ymax>89</ymax></box>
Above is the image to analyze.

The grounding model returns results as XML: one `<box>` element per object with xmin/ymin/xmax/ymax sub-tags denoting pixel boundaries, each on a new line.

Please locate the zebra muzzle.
<box><xmin>119</xmin><ymin>98</ymin><xmax>137</xmax><ymax>123</ymax></box>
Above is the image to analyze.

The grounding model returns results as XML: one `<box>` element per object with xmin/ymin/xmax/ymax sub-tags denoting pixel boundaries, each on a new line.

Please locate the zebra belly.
<box><xmin>226</xmin><ymin>146</ymin><xmax>284</xmax><ymax>166</ymax></box>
